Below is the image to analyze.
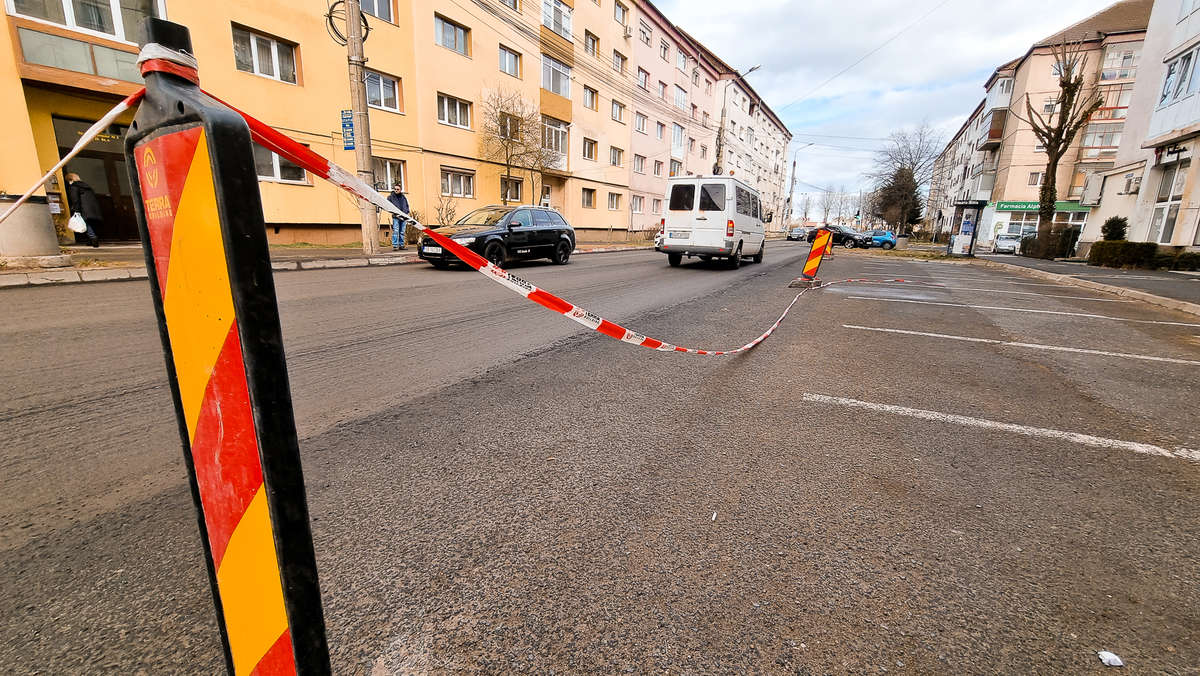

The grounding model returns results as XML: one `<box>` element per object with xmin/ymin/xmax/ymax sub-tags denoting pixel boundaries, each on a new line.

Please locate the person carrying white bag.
<box><xmin>65</xmin><ymin>172</ymin><xmax>101</xmax><ymax>248</ymax></box>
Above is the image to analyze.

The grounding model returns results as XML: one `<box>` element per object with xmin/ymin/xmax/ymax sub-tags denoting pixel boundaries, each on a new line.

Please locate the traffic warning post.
<box><xmin>790</xmin><ymin>228</ymin><xmax>832</xmax><ymax>288</ymax></box>
<box><xmin>125</xmin><ymin>19</ymin><xmax>329</xmax><ymax>675</ymax></box>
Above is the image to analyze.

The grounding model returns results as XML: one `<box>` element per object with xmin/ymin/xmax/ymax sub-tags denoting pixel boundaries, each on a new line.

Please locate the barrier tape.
<box><xmin>1</xmin><ymin>84</ymin><xmax>845</xmax><ymax>357</ymax></box>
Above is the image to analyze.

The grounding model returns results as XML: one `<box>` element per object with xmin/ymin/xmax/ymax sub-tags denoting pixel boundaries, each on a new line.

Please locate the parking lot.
<box><xmin>2</xmin><ymin>243</ymin><xmax>1198</xmax><ymax>672</ymax></box>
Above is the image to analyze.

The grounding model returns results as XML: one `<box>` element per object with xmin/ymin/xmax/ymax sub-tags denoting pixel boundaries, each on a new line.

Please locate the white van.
<box><xmin>657</xmin><ymin>175</ymin><xmax>771</xmax><ymax>268</ymax></box>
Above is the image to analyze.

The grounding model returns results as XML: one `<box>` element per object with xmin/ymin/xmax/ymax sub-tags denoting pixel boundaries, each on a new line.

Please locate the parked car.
<box><xmin>807</xmin><ymin>224</ymin><xmax>871</xmax><ymax>248</ymax></box>
<box><xmin>991</xmin><ymin>233</ymin><xmax>1022</xmax><ymax>254</ymax></box>
<box><xmin>786</xmin><ymin>226</ymin><xmax>810</xmax><ymax>241</ymax></box>
<box><xmin>659</xmin><ymin>175</ymin><xmax>769</xmax><ymax>269</ymax></box>
<box><xmin>418</xmin><ymin>205</ymin><xmax>576</xmax><ymax>269</ymax></box>
<box><xmin>863</xmin><ymin>229</ymin><xmax>898</xmax><ymax>249</ymax></box>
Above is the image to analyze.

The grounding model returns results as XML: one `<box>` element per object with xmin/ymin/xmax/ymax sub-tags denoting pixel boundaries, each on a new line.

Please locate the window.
<box><xmin>1028</xmin><ymin>171</ymin><xmax>1044</xmax><ymax>186</ymax></box>
<box><xmin>634</xmin><ymin>112</ymin><xmax>647</xmax><ymax>133</ymax></box>
<box><xmin>652</xmin><ymin>198</ymin><xmax>662</xmax><ymax>214</ymax></box>
<box><xmin>669</xmin><ymin>184</ymin><xmax>694</xmax><ymax>210</ymax></box>
<box><xmin>639</xmin><ymin>22</ymin><xmax>651</xmax><ymax>45</ymax></box>
<box><xmin>1041</xmin><ymin>97</ymin><xmax>1058</xmax><ymax>114</ymax></box>
<box><xmin>660</xmin><ymin>40</ymin><xmax>670</xmax><ymax>60</ymax></box>
<box><xmin>674</xmin><ymin>85</ymin><xmax>687</xmax><ymax>110</ymax></box>
<box><xmin>688</xmin><ymin>137</ymin><xmax>696</xmax><ymax>152</ymax></box>
<box><xmin>676</xmin><ymin>49</ymin><xmax>687</xmax><ymax>72</ymax></box>
<box><xmin>613</xmin><ymin>50</ymin><xmax>627</xmax><ymax>74</ymax></box>
<box><xmin>543</xmin><ymin>116</ymin><xmax>568</xmax><ymax>154</ymax></box>
<box><xmin>372</xmin><ymin>157</ymin><xmax>405</xmax><ymax>190</ymax></box>
<box><xmin>437</xmin><ymin>94</ymin><xmax>471</xmax><ymax>128</ymax></box>
<box><xmin>692</xmin><ymin>70</ymin><xmax>700</xmax><ymax>86</ymax></box>
<box><xmin>582</xmin><ymin>188</ymin><xmax>596</xmax><ymax>208</ymax></box>
<box><xmin>365</xmin><ymin>71</ymin><xmax>401</xmax><ymax>112</ymax></box>
<box><xmin>233</xmin><ymin>27</ymin><xmax>297</xmax><ymax>84</ymax></box>
<box><xmin>1159</xmin><ymin>50</ymin><xmax>1197</xmax><ymax>105</ymax></box>
<box><xmin>11</xmin><ymin>0</ymin><xmax>162</xmax><ymax>44</ymax></box>
<box><xmin>670</xmin><ymin>159</ymin><xmax>682</xmax><ymax>176</ymax></box>
<box><xmin>499</xmin><ymin>46</ymin><xmax>521</xmax><ymax>77</ymax></box>
<box><xmin>253</xmin><ymin>145</ymin><xmax>306</xmax><ymax>183</ymax></box>
<box><xmin>631</xmin><ymin>195</ymin><xmax>644</xmax><ymax>213</ymax></box>
<box><xmin>609</xmin><ymin>147</ymin><xmax>624</xmax><ymax>166</ymax></box>
<box><xmin>1148</xmin><ymin>160</ymin><xmax>1189</xmax><ymax>243</ymax></box>
<box><xmin>699</xmin><ymin>184</ymin><xmax>725</xmax><ymax>211</ymax></box>
<box><xmin>440</xmin><ymin>169</ymin><xmax>475</xmax><ymax>197</ymax></box>
<box><xmin>614</xmin><ymin>1</ymin><xmax>627</xmax><ymax>24</ymax></box>
<box><xmin>583</xmin><ymin>138</ymin><xmax>597</xmax><ymax>160</ymax></box>
<box><xmin>637</xmin><ymin>68</ymin><xmax>649</xmax><ymax>89</ymax></box>
<box><xmin>633</xmin><ymin>154</ymin><xmax>646</xmax><ymax>173</ymax></box>
<box><xmin>700</xmin><ymin>145</ymin><xmax>708</xmax><ymax>159</ymax></box>
<box><xmin>703</xmin><ymin>111</ymin><xmax>710</xmax><ymax>127</ymax></box>
<box><xmin>658</xmin><ymin>81</ymin><xmax>668</xmax><ymax>99</ymax></box>
<box><xmin>584</xmin><ymin>31</ymin><xmax>599</xmax><ymax>56</ymax></box>
<box><xmin>735</xmin><ymin>186</ymin><xmax>753</xmax><ymax>216</ymax></box>
<box><xmin>542</xmin><ymin>54</ymin><xmax>571</xmax><ymax>97</ymax></box>
<box><xmin>435</xmin><ymin>16</ymin><xmax>469</xmax><ymax>56</ymax></box>
<box><xmin>656</xmin><ymin>122</ymin><xmax>665</xmax><ymax>139</ymax></box>
<box><xmin>500</xmin><ymin>0</ymin><xmax>518</xmax><ymax>9</ymax></box>
<box><xmin>498</xmin><ymin>112</ymin><xmax>519</xmax><ymax>139</ymax></box>
<box><xmin>705</xmin><ymin>79</ymin><xmax>713</xmax><ymax>94</ymax></box>
<box><xmin>542</xmin><ymin>0</ymin><xmax>572</xmax><ymax>40</ymax></box>
<box><xmin>608</xmin><ymin>192</ymin><xmax>622</xmax><ymax>210</ymax></box>
<box><xmin>653</xmin><ymin>160</ymin><xmax>664</xmax><ymax>176</ymax></box>
<box><xmin>612</xmin><ymin>100</ymin><xmax>625</xmax><ymax>122</ymax></box>
<box><xmin>362</xmin><ymin>0</ymin><xmax>392</xmax><ymax>22</ymax></box>
<box><xmin>1080</xmin><ymin>123</ymin><xmax>1122</xmax><ymax>158</ymax></box>
<box><xmin>672</xmin><ymin>123</ymin><xmax>685</xmax><ymax>156</ymax></box>
<box><xmin>1100</xmin><ymin>44</ymin><xmax>1140</xmax><ymax>81</ymax></box>
<box><xmin>540</xmin><ymin>187</ymin><xmax>552</xmax><ymax>207</ymax></box>
<box><xmin>500</xmin><ymin>176</ymin><xmax>522</xmax><ymax>202</ymax></box>
<box><xmin>691</xmin><ymin>104</ymin><xmax>698</xmax><ymax>120</ymax></box>
<box><xmin>583</xmin><ymin>86</ymin><xmax>598</xmax><ymax>110</ymax></box>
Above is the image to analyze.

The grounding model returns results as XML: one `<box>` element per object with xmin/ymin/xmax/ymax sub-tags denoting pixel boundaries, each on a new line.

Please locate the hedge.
<box><xmin>1088</xmin><ymin>241</ymin><xmax>1200</xmax><ymax>270</ymax></box>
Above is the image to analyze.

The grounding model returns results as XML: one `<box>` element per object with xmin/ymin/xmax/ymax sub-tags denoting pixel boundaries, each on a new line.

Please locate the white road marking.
<box><xmin>858</xmin><ymin>281</ymin><xmax>1131</xmax><ymax>302</ymax></box>
<box><xmin>842</xmin><ymin>324</ymin><xmax>1200</xmax><ymax>366</ymax></box>
<box><xmin>801</xmin><ymin>393</ymin><xmax>1200</xmax><ymax>462</ymax></box>
<box><xmin>846</xmin><ymin>296</ymin><xmax>1200</xmax><ymax>328</ymax></box>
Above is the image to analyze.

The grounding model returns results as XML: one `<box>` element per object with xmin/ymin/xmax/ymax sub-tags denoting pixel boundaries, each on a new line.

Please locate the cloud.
<box><xmin>654</xmin><ymin>0</ymin><xmax>1111</xmax><ymax>193</ymax></box>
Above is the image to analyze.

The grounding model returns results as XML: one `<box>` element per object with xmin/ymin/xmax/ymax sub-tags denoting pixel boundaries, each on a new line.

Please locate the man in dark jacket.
<box><xmin>65</xmin><ymin>172</ymin><xmax>101</xmax><ymax>247</ymax></box>
<box><xmin>386</xmin><ymin>183</ymin><xmax>410</xmax><ymax>251</ymax></box>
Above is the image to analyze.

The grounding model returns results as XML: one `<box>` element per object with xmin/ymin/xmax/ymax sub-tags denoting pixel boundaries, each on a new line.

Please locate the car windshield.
<box><xmin>456</xmin><ymin>208</ymin><xmax>512</xmax><ymax>226</ymax></box>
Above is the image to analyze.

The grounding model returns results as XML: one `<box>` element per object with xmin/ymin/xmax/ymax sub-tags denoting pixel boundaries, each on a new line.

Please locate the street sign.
<box><xmin>341</xmin><ymin>110</ymin><xmax>355</xmax><ymax>151</ymax></box>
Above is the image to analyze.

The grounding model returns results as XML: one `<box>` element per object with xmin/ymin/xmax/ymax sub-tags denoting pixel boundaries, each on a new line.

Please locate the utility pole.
<box><xmin>344</xmin><ymin>0</ymin><xmax>378</xmax><ymax>255</ymax></box>
<box><xmin>784</xmin><ymin>154</ymin><xmax>797</xmax><ymax>225</ymax></box>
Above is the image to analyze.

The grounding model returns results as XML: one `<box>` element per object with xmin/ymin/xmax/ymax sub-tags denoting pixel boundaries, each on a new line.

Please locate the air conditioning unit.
<box><xmin>623</xmin><ymin>25</ymin><xmax>632</xmax><ymax>39</ymax></box>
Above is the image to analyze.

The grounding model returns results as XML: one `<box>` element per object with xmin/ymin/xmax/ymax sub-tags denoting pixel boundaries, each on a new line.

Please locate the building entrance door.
<box><xmin>54</xmin><ymin>117</ymin><xmax>139</xmax><ymax>242</ymax></box>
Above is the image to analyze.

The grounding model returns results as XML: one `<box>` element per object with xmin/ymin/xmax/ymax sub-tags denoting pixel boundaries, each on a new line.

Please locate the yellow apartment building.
<box><xmin>0</xmin><ymin>0</ymin><xmax>786</xmax><ymax>257</ymax></box>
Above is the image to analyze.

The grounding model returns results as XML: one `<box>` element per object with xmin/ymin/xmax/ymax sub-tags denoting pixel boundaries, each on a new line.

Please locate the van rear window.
<box><xmin>699</xmin><ymin>184</ymin><xmax>725</xmax><ymax>211</ymax></box>
<box><xmin>669</xmin><ymin>185</ymin><xmax>695</xmax><ymax>211</ymax></box>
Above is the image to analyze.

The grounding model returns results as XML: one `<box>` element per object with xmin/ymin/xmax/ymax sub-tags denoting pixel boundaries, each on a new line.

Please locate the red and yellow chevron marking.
<box><xmin>135</xmin><ymin>128</ymin><xmax>293</xmax><ymax>675</ymax></box>
<box><xmin>802</xmin><ymin>229</ymin><xmax>832</xmax><ymax>280</ymax></box>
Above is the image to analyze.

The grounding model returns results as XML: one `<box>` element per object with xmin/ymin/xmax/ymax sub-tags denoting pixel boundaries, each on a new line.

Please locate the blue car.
<box><xmin>863</xmin><ymin>229</ymin><xmax>897</xmax><ymax>249</ymax></box>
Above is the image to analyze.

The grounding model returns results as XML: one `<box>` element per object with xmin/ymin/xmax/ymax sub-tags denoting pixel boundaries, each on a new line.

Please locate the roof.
<box><xmin>984</xmin><ymin>57</ymin><xmax>1020</xmax><ymax>89</ymax></box>
<box><xmin>675</xmin><ymin>27</ymin><xmax>792</xmax><ymax>138</ymax></box>
<box><xmin>1034</xmin><ymin>0</ymin><xmax>1152</xmax><ymax>47</ymax></box>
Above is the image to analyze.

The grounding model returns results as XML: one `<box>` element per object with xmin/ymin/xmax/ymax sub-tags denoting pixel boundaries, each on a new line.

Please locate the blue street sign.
<box><xmin>341</xmin><ymin>110</ymin><xmax>355</xmax><ymax>151</ymax></box>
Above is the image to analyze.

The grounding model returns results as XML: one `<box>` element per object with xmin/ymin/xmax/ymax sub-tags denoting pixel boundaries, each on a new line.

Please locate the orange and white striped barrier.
<box><xmin>800</xmin><ymin>228</ymin><xmax>832</xmax><ymax>281</ymax></box>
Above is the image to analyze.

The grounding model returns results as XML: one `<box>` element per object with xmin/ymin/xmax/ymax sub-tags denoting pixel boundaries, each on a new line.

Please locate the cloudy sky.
<box><xmin>655</xmin><ymin>0</ymin><xmax>1113</xmax><ymax>198</ymax></box>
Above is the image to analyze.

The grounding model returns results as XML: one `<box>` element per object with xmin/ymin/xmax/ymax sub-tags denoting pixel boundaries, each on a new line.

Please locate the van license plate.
<box><xmin>424</xmin><ymin>246</ymin><xmax>443</xmax><ymax>254</ymax></box>
<box><xmin>669</xmin><ymin>231</ymin><xmax>689</xmax><ymax>238</ymax></box>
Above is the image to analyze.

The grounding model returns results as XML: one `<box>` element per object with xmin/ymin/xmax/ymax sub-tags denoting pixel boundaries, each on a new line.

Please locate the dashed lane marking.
<box><xmin>842</xmin><ymin>324</ymin><xmax>1200</xmax><ymax>366</ymax></box>
<box><xmin>845</xmin><ymin>296</ymin><xmax>1200</xmax><ymax>328</ymax></box>
<box><xmin>802</xmin><ymin>394</ymin><xmax>1200</xmax><ymax>463</ymax></box>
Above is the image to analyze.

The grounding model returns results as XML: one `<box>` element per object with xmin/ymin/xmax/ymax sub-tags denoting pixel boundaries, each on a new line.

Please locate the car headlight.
<box><xmin>454</xmin><ymin>237</ymin><xmax>476</xmax><ymax>245</ymax></box>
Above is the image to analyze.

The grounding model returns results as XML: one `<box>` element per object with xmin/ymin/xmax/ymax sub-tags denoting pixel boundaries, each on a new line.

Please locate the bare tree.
<box><xmin>868</xmin><ymin>121</ymin><xmax>944</xmax><ymax>192</ymax></box>
<box><xmin>479</xmin><ymin>88</ymin><xmax>550</xmax><ymax>206</ymax></box>
<box><xmin>1009</xmin><ymin>38</ymin><xmax>1103</xmax><ymax>255</ymax></box>
<box><xmin>434</xmin><ymin>193</ymin><xmax>458</xmax><ymax>226</ymax></box>
<box><xmin>819</xmin><ymin>190</ymin><xmax>836</xmax><ymax>224</ymax></box>
<box><xmin>800</xmin><ymin>194</ymin><xmax>812</xmax><ymax>223</ymax></box>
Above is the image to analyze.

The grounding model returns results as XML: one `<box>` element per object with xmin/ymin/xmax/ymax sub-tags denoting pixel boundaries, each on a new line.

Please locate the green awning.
<box><xmin>993</xmin><ymin>201</ymin><xmax>1089</xmax><ymax>213</ymax></box>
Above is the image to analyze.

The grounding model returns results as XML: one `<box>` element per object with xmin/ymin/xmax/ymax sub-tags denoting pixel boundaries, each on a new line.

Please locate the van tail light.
<box><xmin>726</xmin><ymin>220</ymin><xmax>735</xmax><ymax>237</ymax></box>
<box><xmin>660</xmin><ymin>218</ymin><xmax>665</xmax><ymax>228</ymax></box>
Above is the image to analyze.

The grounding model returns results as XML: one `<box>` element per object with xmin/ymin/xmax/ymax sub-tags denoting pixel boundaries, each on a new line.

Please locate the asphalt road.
<box><xmin>978</xmin><ymin>253</ymin><xmax>1200</xmax><ymax>304</ymax></box>
<box><xmin>2</xmin><ymin>243</ymin><xmax>1198</xmax><ymax>673</ymax></box>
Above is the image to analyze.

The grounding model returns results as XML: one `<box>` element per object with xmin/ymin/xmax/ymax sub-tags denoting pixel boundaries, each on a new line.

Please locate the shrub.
<box><xmin>1101</xmin><ymin>216</ymin><xmax>1128</xmax><ymax>241</ymax></box>
<box><xmin>1173</xmin><ymin>251</ymin><xmax>1200</xmax><ymax>271</ymax></box>
<box><xmin>1152</xmin><ymin>253</ymin><xmax>1177</xmax><ymax>270</ymax></box>
<box><xmin>1088</xmin><ymin>240</ymin><xmax>1159</xmax><ymax>268</ymax></box>
<box><xmin>1022</xmin><ymin>227</ymin><xmax>1079</xmax><ymax>259</ymax></box>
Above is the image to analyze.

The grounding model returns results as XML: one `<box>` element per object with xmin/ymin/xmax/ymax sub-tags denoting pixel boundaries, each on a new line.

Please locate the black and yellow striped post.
<box><xmin>125</xmin><ymin>20</ymin><xmax>329</xmax><ymax>675</ymax></box>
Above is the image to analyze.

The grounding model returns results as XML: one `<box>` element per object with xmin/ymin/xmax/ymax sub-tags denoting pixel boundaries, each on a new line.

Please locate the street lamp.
<box><xmin>713</xmin><ymin>64</ymin><xmax>761</xmax><ymax>176</ymax></box>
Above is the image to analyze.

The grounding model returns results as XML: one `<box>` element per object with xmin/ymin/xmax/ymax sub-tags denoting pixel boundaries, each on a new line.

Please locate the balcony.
<box><xmin>977</xmin><ymin>109</ymin><xmax>1007</xmax><ymax>150</ymax></box>
<box><xmin>972</xmin><ymin>171</ymin><xmax>996</xmax><ymax>202</ymax></box>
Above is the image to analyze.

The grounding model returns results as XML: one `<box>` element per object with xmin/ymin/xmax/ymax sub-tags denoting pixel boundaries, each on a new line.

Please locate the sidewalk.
<box><xmin>0</xmin><ymin>242</ymin><xmax>654</xmax><ymax>288</ymax></box>
<box><xmin>977</xmin><ymin>254</ymin><xmax>1200</xmax><ymax>305</ymax></box>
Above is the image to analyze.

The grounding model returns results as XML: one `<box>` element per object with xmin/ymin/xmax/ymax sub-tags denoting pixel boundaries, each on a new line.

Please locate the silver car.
<box><xmin>992</xmin><ymin>233</ymin><xmax>1021</xmax><ymax>254</ymax></box>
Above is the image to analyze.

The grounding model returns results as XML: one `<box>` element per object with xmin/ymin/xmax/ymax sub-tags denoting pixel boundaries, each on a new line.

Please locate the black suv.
<box><xmin>418</xmin><ymin>205</ymin><xmax>576</xmax><ymax>269</ymax></box>
<box><xmin>807</xmin><ymin>224</ymin><xmax>871</xmax><ymax>248</ymax></box>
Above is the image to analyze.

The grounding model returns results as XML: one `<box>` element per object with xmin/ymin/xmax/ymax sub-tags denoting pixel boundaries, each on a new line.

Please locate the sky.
<box><xmin>654</xmin><ymin>0</ymin><xmax>1114</xmax><ymax>202</ymax></box>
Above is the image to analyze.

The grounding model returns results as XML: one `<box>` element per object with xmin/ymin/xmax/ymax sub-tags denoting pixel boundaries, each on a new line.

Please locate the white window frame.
<box><xmin>361</xmin><ymin>0</ymin><xmax>392</xmax><ymax>23</ymax></box>
<box><xmin>542</xmin><ymin>0</ymin><xmax>572</xmax><ymax>41</ymax></box>
<box><xmin>582</xmin><ymin>187</ymin><xmax>596</xmax><ymax>208</ymax></box>
<box><xmin>437</xmin><ymin>93</ymin><xmax>471</xmax><ymax>129</ymax></box>
<box><xmin>8</xmin><ymin>0</ymin><xmax>167</xmax><ymax>45</ymax></box>
<box><xmin>373</xmin><ymin>157</ymin><xmax>406</xmax><ymax>191</ymax></box>
<box><xmin>542</xmin><ymin>116</ymin><xmax>568</xmax><ymax>154</ymax></box>
<box><xmin>674</xmin><ymin>85</ymin><xmax>687</xmax><ymax>110</ymax></box>
<box><xmin>542</xmin><ymin>53</ymin><xmax>571</xmax><ymax>97</ymax></box>
<box><xmin>614</xmin><ymin>1</ymin><xmax>627</xmax><ymax>25</ymax></box>
<box><xmin>434</xmin><ymin>15</ymin><xmax>469</xmax><ymax>56</ymax></box>
<box><xmin>634</xmin><ymin>112</ymin><xmax>647</xmax><ymax>133</ymax></box>
<box><xmin>233</xmin><ymin>27</ymin><xmax>298</xmax><ymax>84</ymax></box>
<box><xmin>365</xmin><ymin>71</ymin><xmax>401</xmax><ymax>113</ymax></box>
<box><xmin>583</xmin><ymin>137</ymin><xmax>597</xmax><ymax>160</ymax></box>
<box><xmin>637</xmin><ymin>67</ymin><xmax>649</xmax><ymax>89</ymax></box>
<box><xmin>584</xmin><ymin>31</ymin><xmax>598</xmax><ymax>56</ymax></box>
<box><xmin>440</xmin><ymin>169</ymin><xmax>475</xmax><ymax>197</ymax></box>
<box><xmin>633</xmin><ymin>154</ymin><xmax>646</xmax><ymax>173</ymax></box>
<box><xmin>652</xmin><ymin>198</ymin><xmax>662</xmax><ymax>214</ymax></box>
<box><xmin>255</xmin><ymin>147</ymin><xmax>307</xmax><ymax>184</ymax></box>
<box><xmin>609</xmin><ymin>146</ymin><xmax>624</xmax><ymax>166</ymax></box>
<box><xmin>583</xmin><ymin>86</ymin><xmax>598</xmax><ymax>110</ymax></box>
<box><xmin>608</xmin><ymin>192</ymin><xmax>622</xmax><ymax>210</ymax></box>
<box><xmin>499</xmin><ymin>45</ymin><xmax>521</xmax><ymax>77</ymax></box>
<box><xmin>612</xmin><ymin>50</ymin><xmax>626</xmax><ymax>74</ymax></box>
<box><xmin>638</xmin><ymin>21</ymin><xmax>651</xmax><ymax>45</ymax></box>
<box><xmin>611</xmin><ymin>100</ymin><xmax>625</xmax><ymax>123</ymax></box>
<box><xmin>631</xmin><ymin>194</ymin><xmax>644</xmax><ymax>213</ymax></box>
<box><xmin>500</xmin><ymin>176</ymin><xmax>522</xmax><ymax>202</ymax></box>
<box><xmin>653</xmin><ymin>160</ymin><xmax>663</xmax><ymax>176</ymax></box>
<box><xmin>676</xmin><ymin>49</ymin><xmax>687</xmax><ymax>72</ymax></box>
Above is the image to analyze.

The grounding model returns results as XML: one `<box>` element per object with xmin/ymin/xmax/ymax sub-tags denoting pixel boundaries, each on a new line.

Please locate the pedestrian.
<box><xmin>386</xmin><ymin>183</ymin><xmax>410</xmax><ymax>251</ymax></box>
<box><xmin>65</xmin><ymin>172</ymin><xmax>101</xmax><ymax>247</ymax></box>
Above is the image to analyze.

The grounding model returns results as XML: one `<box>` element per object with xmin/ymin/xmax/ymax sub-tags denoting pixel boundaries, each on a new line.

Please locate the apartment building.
<box><xmin>0</xmin><ymin>0</ymin><xmax>790</xmax><ymax>257</ymax></box>
<box><xmin>1082</xmin><ymin>0</ymin><xmax>1200</xmax><ymax>252</ymax></box>
<box><xmin>928</xmin><ymin>0</ymin><xmax>1150</xmax><ymax>251</ymax></box>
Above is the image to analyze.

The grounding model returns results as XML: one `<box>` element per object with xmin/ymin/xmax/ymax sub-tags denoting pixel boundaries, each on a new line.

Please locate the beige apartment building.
<box><xmin>928</xmin><ymin>0</ymin><xmax>1151</xmax><ymax>251</ymax></box>
<box><xmin>0</xmin><ymin>0</ymin><xmax>791</xmax><ymax>261</ymax></box>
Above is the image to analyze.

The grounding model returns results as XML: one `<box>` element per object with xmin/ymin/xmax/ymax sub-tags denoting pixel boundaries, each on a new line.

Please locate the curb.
<box><xmin>0</xmin><ymin>245</ymin><xmax>656</xmax><ymax>289</ymax></box>
<box><xmin>971</xmin><ymin>259</ymin><xmax>1200</xmax><ymax>318</ymax></box>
